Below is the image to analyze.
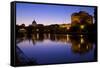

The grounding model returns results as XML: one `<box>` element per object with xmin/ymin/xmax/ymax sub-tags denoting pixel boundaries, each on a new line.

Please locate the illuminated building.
<box><xmin>71</xmin><ymin>11</ymin><xmax>93</xmax><ymax>26</ymax></box>
<box><xmin>59</xmin><ymin>24</ymin><xmax>71</xmax><ymax>29</ymax></box>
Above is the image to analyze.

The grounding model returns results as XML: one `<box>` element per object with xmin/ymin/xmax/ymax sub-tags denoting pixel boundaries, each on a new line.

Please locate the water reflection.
<box><xmin>16</xmin><ymin>46</ymin><xmax>37</xmax><ymax>66</ymax></box>
<box><xmin>16</xmin><ymin>33</ymin><xmax>96</xmax><ymax>65</ymax></box>
<box><xmin>70</xmin><ymin>35</ymin><xmax>93</xmax><ymax>54</ymax></box>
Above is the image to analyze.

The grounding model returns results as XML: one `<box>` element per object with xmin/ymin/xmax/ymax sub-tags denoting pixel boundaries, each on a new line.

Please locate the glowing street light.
<box><xmin>80</xmin><ymin>25</ymin><xmax>84</xmax><ymax>29</ymax></box>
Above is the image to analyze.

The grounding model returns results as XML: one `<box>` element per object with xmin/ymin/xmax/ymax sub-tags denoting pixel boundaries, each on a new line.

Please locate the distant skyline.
<box><xmin>16</xmin><ymin>3</ymin><xmax>95</xmax><ymax>26</ymax></box>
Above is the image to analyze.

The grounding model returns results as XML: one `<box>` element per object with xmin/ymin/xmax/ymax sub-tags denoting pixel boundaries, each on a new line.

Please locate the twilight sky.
<box><xmin>16</xmin><ymin>3</ymin><xmax>95</xmax><ymax>26</ymax></box>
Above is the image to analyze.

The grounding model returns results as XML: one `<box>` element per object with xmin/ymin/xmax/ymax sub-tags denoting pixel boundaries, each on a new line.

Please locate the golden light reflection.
<box><xmin>32</xmin><ymin>35</ymin><xmax>35</xmax><ymax>40</ymax></box>
<box><xmin>80</xmin><ymin>34</ymin><xmax>83</xmax><ymax>37</ymax></box>
<box><xmin>67</xmin><ymin>34</ymin><xmax>70</xmax><ymax>42</ymax></box>
<box><xmin>80</xmin><ymin>38</ymin><xmax>84</xmax><ymax>43</ymax></box>
<box><xmin>78</xmin><ymin>44</ymin><xmax>81</xmax><ymax>48</ymax></box>
<box><xmin>86</xmin><ymin>45</ymin><xmax>89</xmax><ymax>50</ymax></box>
<box><xmin>80</xmin><ymin>25</ymin><xmax>84</xmax><ymax>29</ymax></box>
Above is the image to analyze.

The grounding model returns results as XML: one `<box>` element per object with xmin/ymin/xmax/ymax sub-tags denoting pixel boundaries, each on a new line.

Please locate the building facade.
<box><xmin>71</xmin><ymin>11</ymin><xmax>93</xmax><ymax>26</ymax></box>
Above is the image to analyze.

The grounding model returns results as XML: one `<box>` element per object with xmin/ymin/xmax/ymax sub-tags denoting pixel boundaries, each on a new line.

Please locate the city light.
<box><xmin>80</xmin><ymin>25</ymin><xmax>84</xmax><ymax>29</ymax></box>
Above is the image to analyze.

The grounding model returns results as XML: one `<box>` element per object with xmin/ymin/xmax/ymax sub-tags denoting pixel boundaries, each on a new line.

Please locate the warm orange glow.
<box><xmin>80</xmin><ymin>38</ymin><xmax>84</xmax><ymax>43</ymax></box>
<box><xmin>67</xmin><ymin>34</ymin><xmax>70</xmax><ymax>42</ymax></box>
<box><xmin>78</xmin><ymin>44</ymin><xmax>80</xmax><ymax>48</ymax></box>
<box><xmin>80</xmin><ymin>25</ymin><xmax>84</xmax><ymax>29</ymax></box>
<box><xmin>67</xmin><ymin>27</ymin><xmax>70</xmax><ymax>30</ymax></box>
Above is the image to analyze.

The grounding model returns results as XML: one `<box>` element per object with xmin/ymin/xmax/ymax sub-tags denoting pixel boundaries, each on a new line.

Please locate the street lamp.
<box><xmin>80</xmin><ymin>25</ymin><xmax>84</xmax><ymax>29</ymax></box>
